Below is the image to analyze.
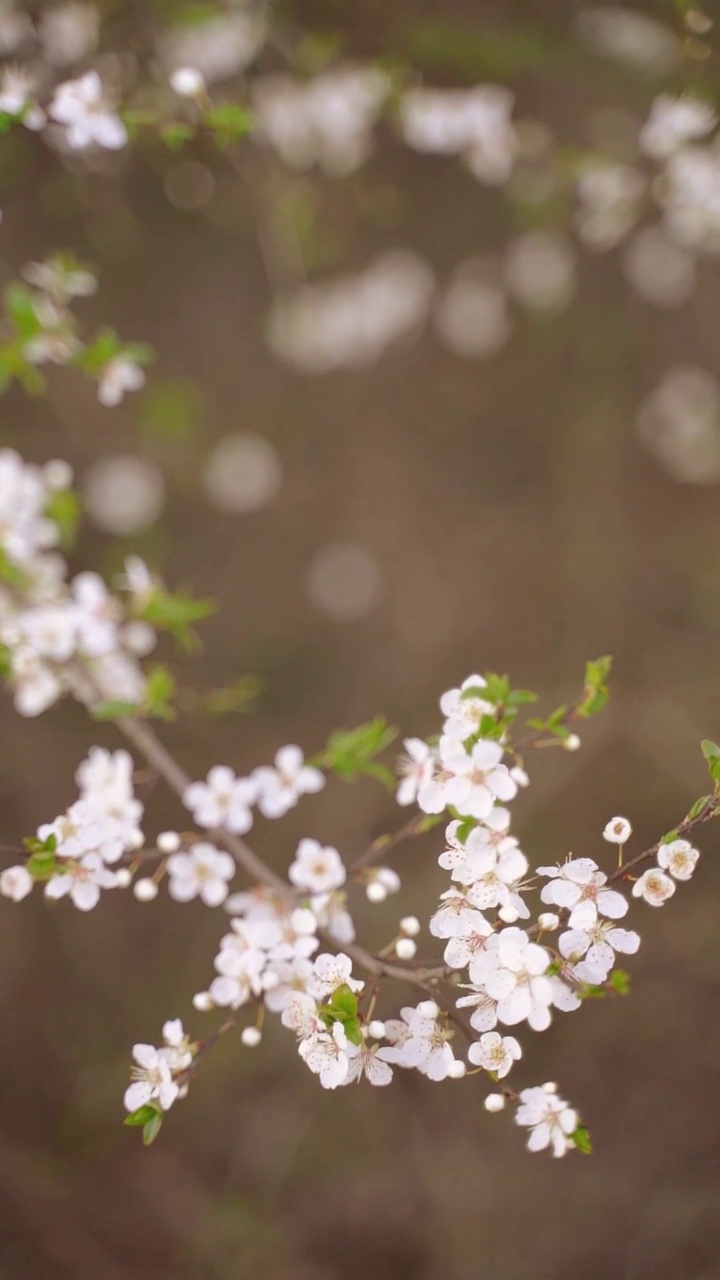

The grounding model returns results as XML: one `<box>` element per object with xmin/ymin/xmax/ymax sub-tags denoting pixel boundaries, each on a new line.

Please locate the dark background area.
<box><xmin>1</xmin><ymin>1</ymin><xmax>720</xmax><ymax>1276</ymax></box>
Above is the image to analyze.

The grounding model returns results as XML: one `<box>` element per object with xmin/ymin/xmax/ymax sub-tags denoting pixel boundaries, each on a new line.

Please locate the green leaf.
<box><xmin>145</xmin><ymin>665</ymin><xmax>175</xmax><ymax>721</ymax></box>
<box><xmin>687</xmin><ymin>794</ymin><xmax>711</xmax><ymax>820</ymax></box>
<box><xmin>203</xmin><ymin>104</ymin><xmax>255</xmax><ymax>146</ymax></box>
<box><xmin>660</xmin><ymin>829</ymin><xmax>680</xmax><ymax>845</ymax></box>
<box><xmin>343</xmin><ymin>1018</ymin><xmax>363</xmax><ymax>1046</ymax></box>
<box><xmin>160</xmin><ymin>122</ymin><xmax>196</xmax><ymax>151</ymax></box>
<box><xmin>610</xmin><ymin>969</ymin><xmax>630</xmax><ymax>996</ymax></box>
<box><xmin>0</xmin><ymin>642</ymin><xmax>11</xmax><ymax>680</ymax></box>
<box><xmin>139</xmin><ymin>587</ymin><xmax>215</xmax><ymax>651</ymax></box>
<box><xmin>124</xmin><ymin>1104</ymin><xmax>161</xmax><ymax>1128</ymax></box>
<box><xmin>576</xmin><ymin>655</ymin><xmax>612</xmax><ymax>719</ymax></box>
<box><xmin>26</xmin><ymin>851</ymin><xmax>57</xmax><ymax>881</ymax></box>
<box><xmin>4</xmin><ymin>283</ymin><xmax>41</xmax><ymax>340</ymax></box>
<box><xmin>701</xmin><ymin>739</ymin><xmax>720</xmax><ymax>762</ymax></box>
<box><xmin>45</xmin><ymin>488</ymin><xmax>81</xmax><ymax>551</ymax></box>
<box><xmin>90</xmin><ymin>700</ymin><xmax>140</xmax><ymax>721</ymax></box>
<box><xmin>322</xmin><ymin>717</ymin><xmax>397</xmax><ymax>781</ymax></box>
<box><xmin>328</xmin><ymin>984</ymin><xmax>358</xmax><ymax>1019</ymax></box>
<box><xmin>454</xmin><ymin>817</ymin><xmax>477</xmax><ymax>844</ymax></box>
<box><xmin>142</xmin><ymin>1111</ymin><xmax>164</xmax><ymax>1145</ymax></box>
<box><xmin>571</xmin><ymin>1124</ymin><xmax>592</xmax><ymax>1154</ymax></box>
<box><xmin>202</xmin><ymin>674</ymin><xmax>263</xmax><ymax>715</ymax></box>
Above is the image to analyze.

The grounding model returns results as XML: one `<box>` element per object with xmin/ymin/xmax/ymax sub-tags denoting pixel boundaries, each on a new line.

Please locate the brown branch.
<box><xmin>349</xmin><ymin>812</ymin><xmax>429</xmax><ymax>875</ymax></box>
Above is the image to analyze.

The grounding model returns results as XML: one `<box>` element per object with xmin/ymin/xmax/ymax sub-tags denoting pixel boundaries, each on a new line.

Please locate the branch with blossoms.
<box><xmin>1</xmin><ymin>448</ymin><xmax>719</xmax><ymax>1158</ymax></box>
<box><xmin>0</xmin><ymin>255</ymin><xmax>152</xmax><ymax>406</ymax></box>
<box><xmin>0</xmin><ymin>4</ymin><xmax>719</xmax><ymax>393</ymax></box>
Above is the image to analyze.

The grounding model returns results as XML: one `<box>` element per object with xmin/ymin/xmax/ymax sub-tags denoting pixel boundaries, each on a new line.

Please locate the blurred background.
<box><xmin>1</xmin><ymin>0</ymin><xmax>720</xmax><ymax>1276</ymax></box>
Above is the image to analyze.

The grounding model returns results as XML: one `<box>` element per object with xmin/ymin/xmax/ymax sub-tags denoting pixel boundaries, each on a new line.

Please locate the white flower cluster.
<box><xmin>395</xmin><ymin>673</ymin><xmax>642</xmax><ymax>1153</ymax></box>
<box><xmin>253</xmin><ymin>65</ymin><xmax>390</xmax><ymax>175</ymax></box>
<box><xmin>266</xmin><ymin>252</ymin><xmax>435</xmax><ymax>374</ymax></box>
<box><xmin>0</xmin><ymin>451</ymin><xmax>152</xmax><ymax>716</ymax></box>
<box><xmin>632</xmin><ymin>838</ymin><xmax>699</xmax><ymax>907</ymax></box>
<box><xmin>124</xmin><ymin>1019</ymin><xmax>193</xmax><ymax>1114</ymax></box>
<box><xmin>183</xmin><ymin>748</ymin><xmax>325</xmax><ymax>836</ymax></box>
<box><xmin>1</xmin><ymin>747</ymin><xmax>142</xmax><ymax>910</ymax></box>
<box><xmin>400</xmin><ymin>84</ymin><xmax>517</xmax><ymax>185</ymax></box>
<box><xmin>15</xmin><ymin>256</ymin><xmax>146</xmax><ymax>406</ymax></box>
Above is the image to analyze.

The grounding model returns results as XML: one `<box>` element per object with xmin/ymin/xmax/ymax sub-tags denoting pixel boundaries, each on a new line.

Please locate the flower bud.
<box><xmin>564</xmin><ymin>734</ymin><xmax>581</xmax><ymax>751</ymax></box>
<box><xmin>366</xmin><ymin>880</ymin><xmax>387</xmax><ymax>903</ymax></box>
<box><xmin>447</xmin><ymin>1059</ymin><xmax>466</xmax><ymax>1079</ymax></box>
<box><xmin>417</xmin><ymin>999</ymin><xmax>439</xmax><ymax>1019</ymax></box>
<box><xmin>241</xmin><ymin>1026</ymin><xmax>262</xmax><ymax>1048</ymax></box>
<box><xmin>133</xmin><ymin>877</ymin><xmax>158</xmax><ymax>902</ymax></box>
<box><xmin>115</xmin><ymin>868</ymin><xmax>132</xmax><ymax>888</ymax></box>
<box><xmin>484</xmin><ymin>1093</ymin><xmax>506</xmax><ymax>1112</ymax></box>
<box><xmin>367</xmin><ymin>1019</ymin><xmax>386</xmax><ymax>1040</ymax></box>
<box><xmin>157</xmin><ymin>830</ymin><xmax>181</xmax><ymax>854</ymax></box>
<box><xmin>192</xmin><ymin>991</ymin><xmax>214</xmax><ymax>1011</ymax></box>
<box><xmin>399</xmin><ymin>915</ymin><xmax>420</xmax><ymax>936</ymax></box>
<box><xmin>538</xmin><ymin>912</ymin><xmax>560</xmax><ymax>931</ymax></box>
<box><xmin>395</xmin><ymin>937</ymin><xmax>417</xmax><ymax>960</ymax></box>
<box><xmin>170</xmin><ymin>67</ymin><xmax>206</xmax><ymax>98</ymax></box>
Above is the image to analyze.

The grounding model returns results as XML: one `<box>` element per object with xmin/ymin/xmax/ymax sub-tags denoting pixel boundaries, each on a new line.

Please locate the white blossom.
<box><xmin>559</xmin><ymin>922</ymin><xmax>640</xmax><ymax>982</ymax></box>
<box><xmin>299</xmin><ymin>1021</ymin><xmax>349</xmax><ymax>1088</ymax></box>
<box><xmin>440</xmin><ymin>736</ymin><xmax>517</xmax><ymax>819</ymax></box>
<box><xmin>467</xmin><ymin>1030</ymin><xmax>521</xmax><ymax>1077</ymax></box>
<box><xmin>44</xmin><ymin>853</ymin><xmax>119</xmax><ymax>911</ymax></box>
<box><xmin>632</xmin><ymin>867</ymin><xmax>676</xmax><ymax>906</ymax></box>
<box><xmin>170</xmin><ymin>66</ymin><xmax>205</xmax><ymax>98</ymax></box>
<box><xmin>429</xmin><ymin>888</ymin><xmax>492</xmax><ymax>939</ymax></box>
<box><xmin>400</xmin><ymin>85</ymin><xmax>517</xmax><ymax>184</ymax></box>
<box><xmin>167</xmin><ymin>843</ymin><xmax>235</xmax><ymax>907</ymax></box>
<box><xmin>470</xmin><ymin>928</ymin><xmax>554</xmax><ymax>1030</ymax></box>
<box><xmin>183</xmin><ymin>766</ymin><xmax>257</xmax><ymax>834</ymax></box>
<box><xmin>160</xmin><ymin>1019</ymin><xmax>193</xmax><ymax>1071</ymax></box>
<box><xmin>515</xmin><ymin>1086</ymin><xmax>578</xmax><ymax>1157</ymax></box>
<box><xmin>49</xmin><ymin>71</ymin><xmax>128</xmax><ymax>151</ymax></box>
<box><xmin>252</xmin><ymin>745</ymin><xmax>324</xmax><ymax>818</ymax></box>
<box><xmin>640</xmin><ymin>94</ymin><xmax>717</xmax><ymax>160</ymax></box>
<box><xmin>603</xmin><ymin>816</ymin><xmax>632</xmax><ymax>844</ymax></box>
<box><xmin>439</xmin><ymin>674</ymin><xmax>495</xmax><ymax>740</ymax></box>
<box><xmin>288</xmin><ymin>838</ymin><xmax>346</xmax><ymax>894</ymax></box>
<box><xmin>308</xmin><ymin>952</ymin><xmax>363</xmax><ymax>1001</ymax></box>
<box><xmin>343</xmin><ymin>1041</ymin><xmax>394</xmax><ymax>1086</ymax></box>
<box><xmin>124</xmin><ymin>1043</ymin><xmax>179</xmax><ymax>1113</ymax></box>
<box><xmin>382</xmin><ymin>1004</ymin><xmax>457</xmax><ymax>1081</ymax></box>
<box><xmin>98</xmin><ymin>357</ymin><xmax>146</xmax><ymax>408</ymax></box>
<box><xmin>396</xmin><ymin>737</ymin><xmax>436</xmax><ymax>806</ymax></box>
<box><xmin>657</xmin><ymin>839</ymin><xmax>699</xmax><ymax>881</ymax></box>
<box><xmin>538</xmin><ymin>858</ymin><xmax>628</xmax><ymax>928</ymax></box>
<box><xmin>0</xmin><ymin>864</ymin><xmax>33</xmax><ymax>902</ymax></box>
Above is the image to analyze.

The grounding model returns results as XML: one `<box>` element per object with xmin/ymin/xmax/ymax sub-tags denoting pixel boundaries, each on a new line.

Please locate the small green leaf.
<box><xmin>660</xmin><ymin>829</ymin><xmax>680</xmax><ymax>845</ymax></box>
<box><xmin>139</xmin><ymin>587</ymin><xmax>215</xmax><ymax>651</ymax></box>
<box><xmin>328</xmin><ymin>984</ymin><xmax>358</xmax><ymax>1019</ymax></box>
<box><xmin>343</xmin><ymin>1018</ymin><xmax>363</xmax><ymax>1046</ymax></box>
<box><xmin>45</xmin><ymin>488</ymin><xmax>82</xmax><ymax>551</ymax></box>
<box><xmin>142</xmin><ymin>1111</ymin><xmax>164</xmax><ymax>1145</ymax></box>
<box><xmin>576</xmin><ymin>655</ymin><xmax>612</xmax><ymax>719</ymax></box>
<box><xmin>571</xmin><ymin>1125</ymin><xmax>592</xmax><ymax>1154</ymax></box>
<box><xmin>701</xmin><ymin>739</ymin><xmax>720</xmax><ymax>762</ymax></box>
<box><xmin>145</xmin><ymin>665</ymin><xmax>176</xmax><ymax>721</ymax></box>
<box><xmin>687</xmin><ymin>794</ymin><xmax>711</xmax><ymax>820</ymax></box>
<box><xmin>91</xmin><ymin>700</ymin><xmax>140</xmax><ymax>721</ymax></box>
<box><xmin>203</xmin><ymin>674</ymin><xmax>263</xmax><ymax>715</ymax></box>
<box><xmin>124</xmin><ymin>1104</ymin><xmax>161</xmax><ymax>1128</ymax></box>
<box><xmin>322</xmin><ymin>717</ymin><xmax>397</xmax><ymax>781</ymax></box>
<box><xmin>610</xmin><ymin>969</ymin><xmax>630</xmax><ymax>996</ymax></box>
<box><xmin>26</xmin><ymin>851</ymin><xmax>57</xmax><ymax>881</ymax></box>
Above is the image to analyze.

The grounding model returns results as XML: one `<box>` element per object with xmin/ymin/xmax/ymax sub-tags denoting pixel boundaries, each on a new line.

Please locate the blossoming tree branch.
<box><xmin>0</xmin><ymin>1</ymin><xmax>718</xmax><ymax>1160</ymax></box>
<box><xmin>1</xmin><ymin>455</ymin><xmax>719</xmax><ymax>1157</ymax></box>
